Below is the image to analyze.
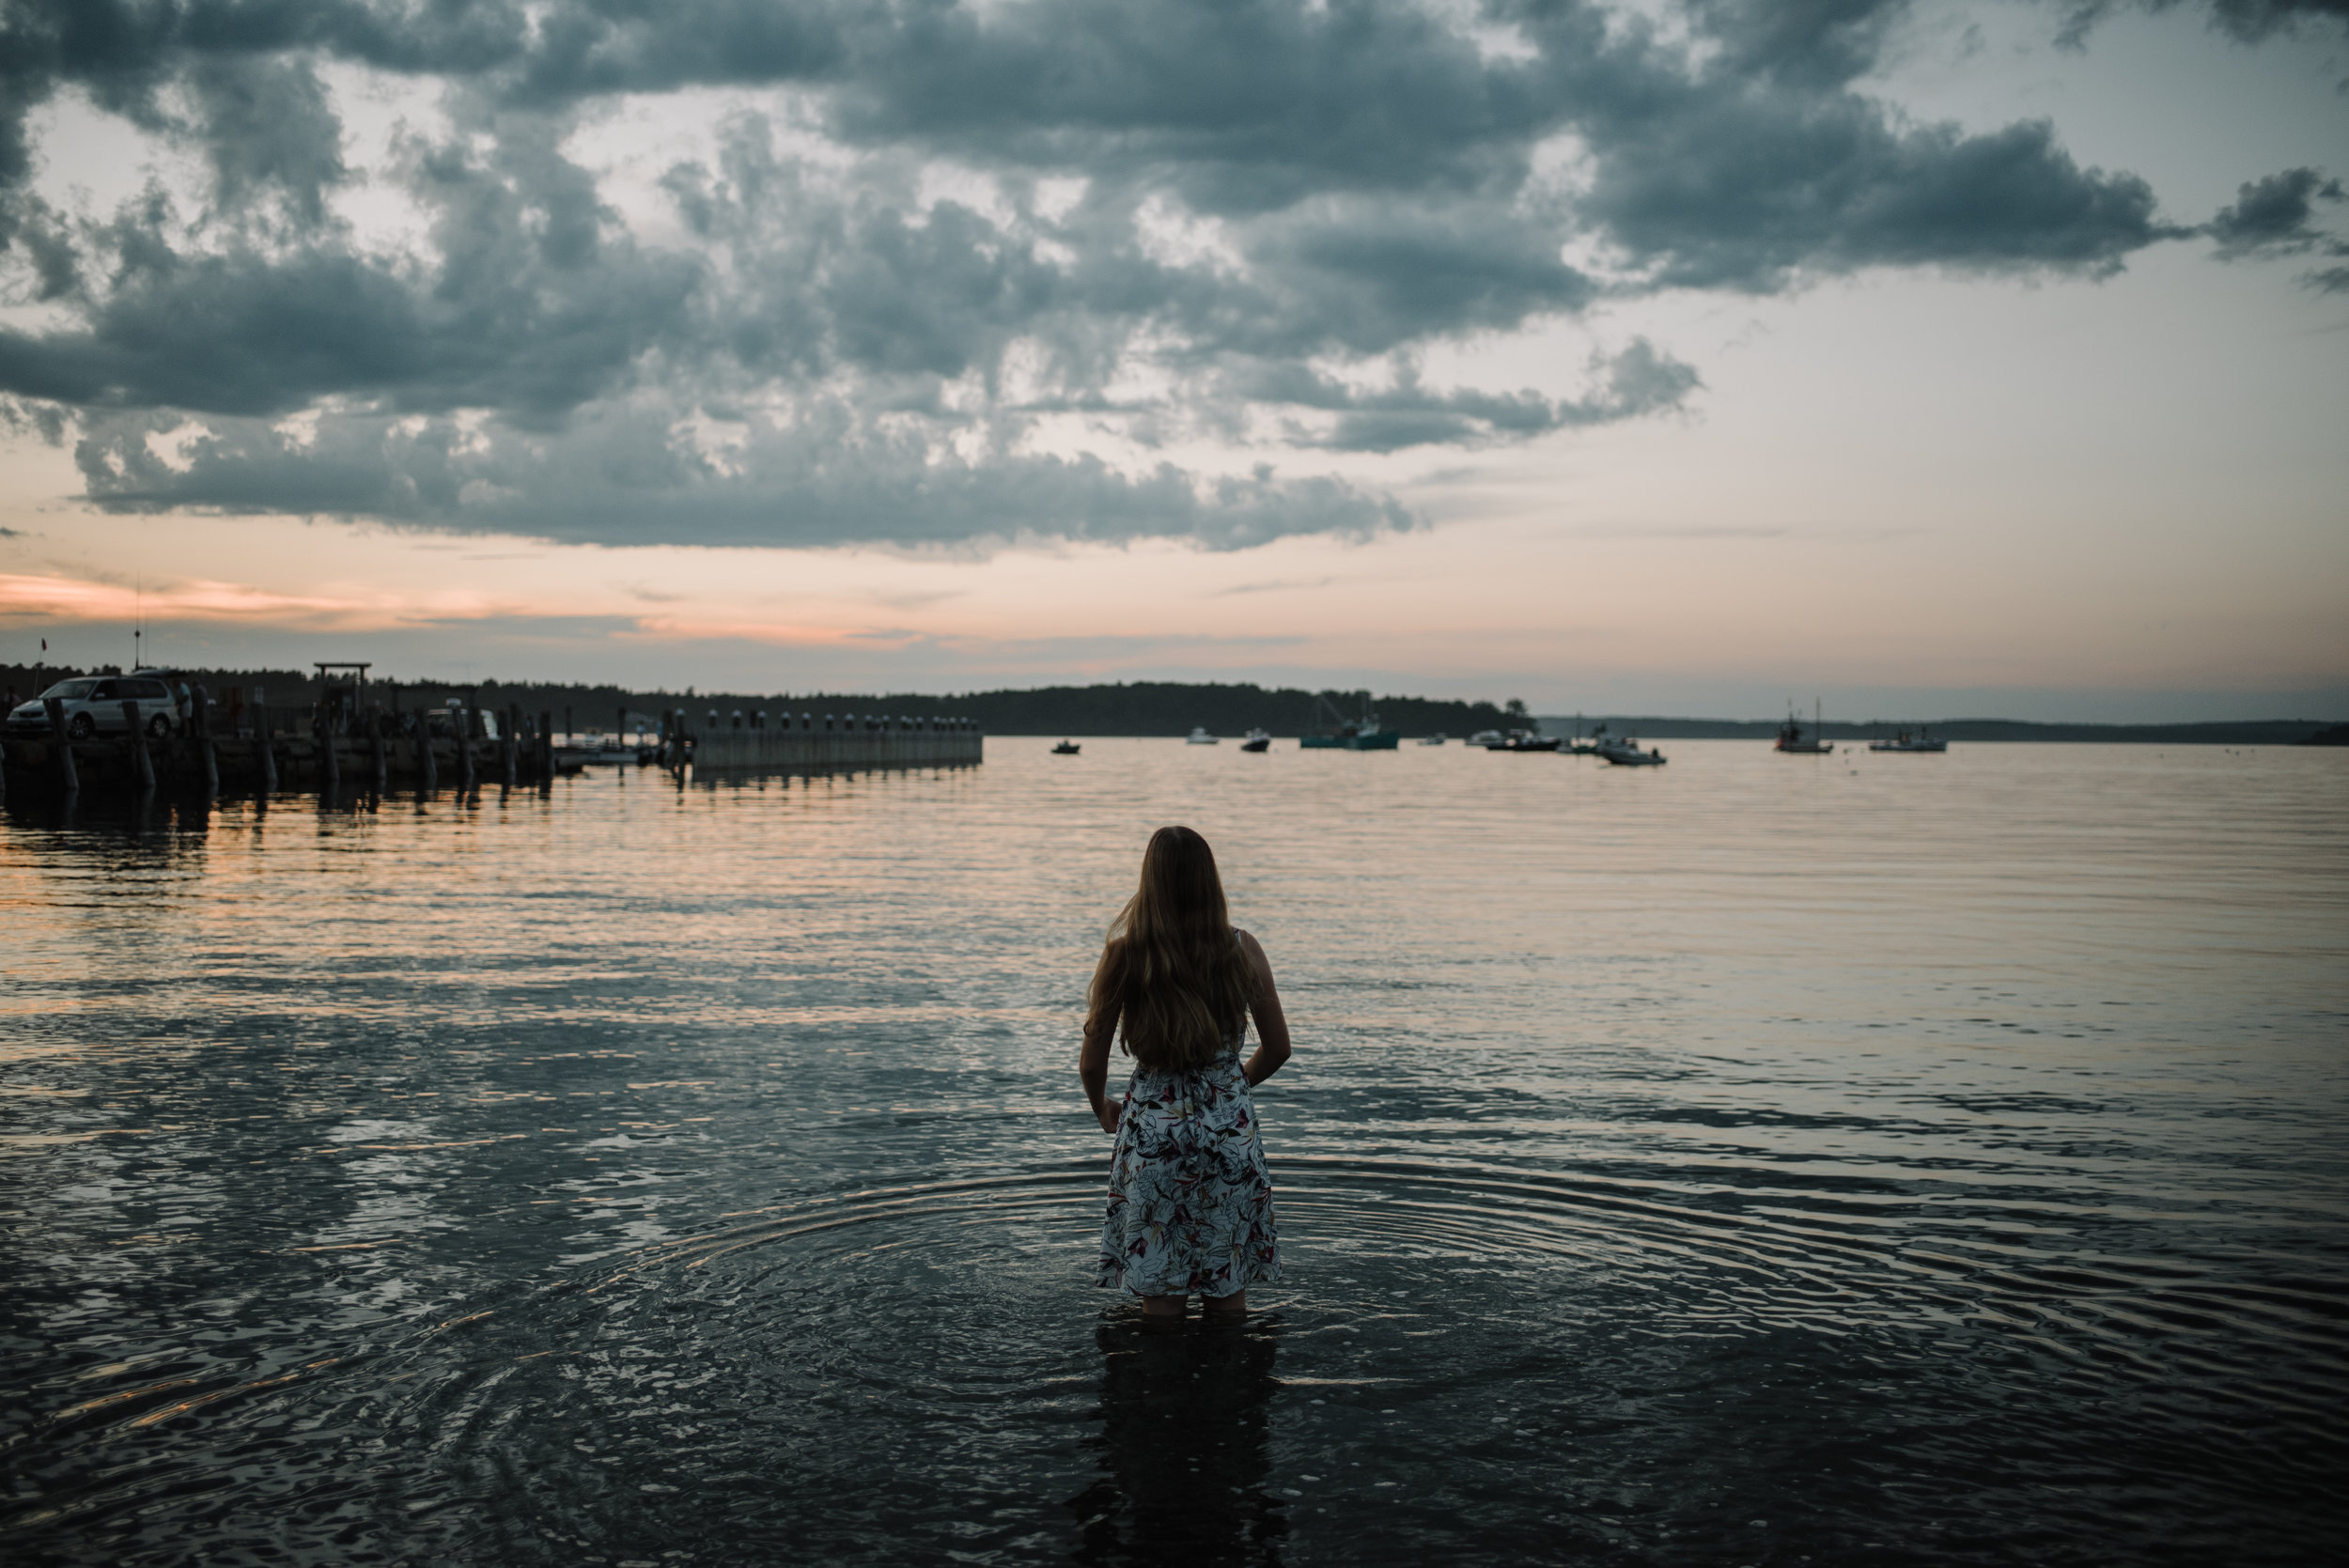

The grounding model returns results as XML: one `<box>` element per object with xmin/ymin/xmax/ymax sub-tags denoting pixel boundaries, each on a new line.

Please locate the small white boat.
<box><xmin>1186</xmin><ymin>726</ymin><xmax>1219</xmax><ymax>745</ymax></box>
<box><xmin>1239</xmin><ymin>728</ymin><xmax>1271</xmax><ymax>753</ymax></box>
<box><xmin>1868</xmin><ymin>728</ymin><xmax>1948</xmax><ymax>753</ymax></box>
<box><xmin>1467</xmin><ymin>729</ymin><xmax>1503</xmax><ymax>748</ymax></box>
<box><xmin>1418</xmin><ymin>732</ymin><xmax>1446</xmax><ymax>746</ymax></box>
<box><xmin>1595</xmin><ymin>737</ymin><xmax>1666</xmax><ymax>767</ymax></box>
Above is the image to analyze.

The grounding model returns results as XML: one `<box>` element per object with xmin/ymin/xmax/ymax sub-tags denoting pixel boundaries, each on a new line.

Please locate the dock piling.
<box><xmin>315</xmin><ymin>700</ymin><xmax>335</xmax><ymax>796</ymax></box>
<box><xmin>194</xmin><ymin>686</ymin><xmax>219</xmax><ymax>796</ymax></box>
<box><xmin>124</xmin><ymin>700</ymin><xmax>156</xmax><ymax>792</ymax></box>
<box><xmin>43</xmin><ymin>697</ymin><xmax>79</xmax><ymax>793</ymax></box>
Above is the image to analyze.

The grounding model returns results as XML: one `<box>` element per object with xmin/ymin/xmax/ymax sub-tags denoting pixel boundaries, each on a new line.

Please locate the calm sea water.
<box><xmin>3</xmin><ymin>738</ymin><xmax>2343</xmax><ymax>1566</ymax></box>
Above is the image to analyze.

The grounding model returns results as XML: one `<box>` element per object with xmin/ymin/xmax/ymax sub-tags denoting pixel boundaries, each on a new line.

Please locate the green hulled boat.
<box><xmin>1299</xmin><ymin>691</ymin><xmax>1401</xmax><ymax>750</ymax></box>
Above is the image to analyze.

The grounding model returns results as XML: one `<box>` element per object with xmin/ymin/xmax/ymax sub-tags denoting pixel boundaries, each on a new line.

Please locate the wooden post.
<box><xmin>258</xmin><ymin>710</ymin><xmax>279</xmax><ymax>794</ymax></box>
<box><xmin>372</xmin><ymin>709</ymin><xmax>389</xmax><ymax>794</ymax></box>
<box><xmin>617</xmin><ymin>706</ymin><xmax>629</xmax><ymax>751</ymax></box>
<box><xmin>194</xmin><ymin>686</ymin><xmax>219</xmax><ymax>795</ymax></box>
<box><xmin>537</xmin><ymin>709</ymin><xmax>553</xmax><ymax>789</ymax></box>
<box><xmin>311</xmin><ymin>697</ymin><xmax>333</xmax><ymax>796</ymax></box>
<box><xmin>123</xmin><ymin>699</ymin><xmax>156</xmax><ymax>791</ymax></box>
<box><xmin>457</xmin><ymin>711</ymin><xmax>474</xmax><ymax>794</ymax></box>
<box><xmin>419</xmin><ymin>714</ymin><xmax>438</xmax><ymax>793</ymax></box>
<box><xmin>502</xmin><ymin>710</ymin><xmax>518</xmax><ymax>789</ymax></box>
<box><xmin>42</xmin><ymin>697</ymin><xmax>78</xmax><ymax>792</ymax></box>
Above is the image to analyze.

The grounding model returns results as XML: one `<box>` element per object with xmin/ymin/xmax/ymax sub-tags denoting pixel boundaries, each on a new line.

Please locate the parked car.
<box><xmin>4</xmin><ymin>675</ymin><xmax>181</xmax><ymax>740</ymax></box>
<box><xmin>421</xmin><ymin>706</ymin><xmax>499</xmax><ymax>740</ymax></box>
<box><xmin>131</xmin><ymin>667</ymin><xmax>194</xmax><ymax>715</ymax></box>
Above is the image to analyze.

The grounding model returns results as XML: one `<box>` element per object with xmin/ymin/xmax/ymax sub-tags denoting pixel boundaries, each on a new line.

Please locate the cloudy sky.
<box><xmin>1</xmin><ymin>0</ymin><xmax>2343</xmax><ymax>718</ymax></box>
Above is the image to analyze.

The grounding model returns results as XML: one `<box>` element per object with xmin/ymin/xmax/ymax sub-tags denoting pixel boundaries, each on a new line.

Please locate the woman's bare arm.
<box><xmin>1237</xmin><ymin>929</ymin><xmax>1292</xmax><ymax>1088</ymax></box>
<box><xmin>1081</xmin><ymin>945</ymin><xmax>1122</xmax><ymax>1134</ymax></box>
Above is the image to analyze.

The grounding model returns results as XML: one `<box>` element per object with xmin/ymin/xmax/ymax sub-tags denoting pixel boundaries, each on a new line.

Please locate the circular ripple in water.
<box><xmin>28</xmin><ymin>1157</ymin><xmax>2303</xmax><ymax>1567</ymax></box>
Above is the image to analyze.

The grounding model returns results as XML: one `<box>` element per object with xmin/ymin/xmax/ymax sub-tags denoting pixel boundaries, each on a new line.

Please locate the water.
<box><xmin>3</xmin><ymin>739</ymin><xmax>2343</xmax><ymax>1565</ymax></box>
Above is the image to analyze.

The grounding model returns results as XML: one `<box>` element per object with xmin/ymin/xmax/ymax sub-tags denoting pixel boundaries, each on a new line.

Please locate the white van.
<box><xmin>4</xmin><ymin>675</ymin><xmax>181</xmax><ymax>740</ymax></box>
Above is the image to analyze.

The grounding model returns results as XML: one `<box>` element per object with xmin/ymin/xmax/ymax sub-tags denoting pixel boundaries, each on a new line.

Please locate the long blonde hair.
<box><xmin>1088</xmin><ymin>826</ymin><xmax>1253</xmax><ymax>1071</ymax></box>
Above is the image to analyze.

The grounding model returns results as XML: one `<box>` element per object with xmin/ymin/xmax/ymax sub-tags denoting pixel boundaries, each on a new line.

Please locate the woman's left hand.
<box><xmin>1095</xmin><ymin>1100</ymin><xmax>1122</xmax><ymax>1135</ymax></box>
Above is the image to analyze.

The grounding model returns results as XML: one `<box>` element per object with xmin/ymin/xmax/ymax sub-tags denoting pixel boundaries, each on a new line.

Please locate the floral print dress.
<box><xmin>1095</xmin><ymin>1038</ymin><xmax>1282</xmax><ymax>1298</ymax></box>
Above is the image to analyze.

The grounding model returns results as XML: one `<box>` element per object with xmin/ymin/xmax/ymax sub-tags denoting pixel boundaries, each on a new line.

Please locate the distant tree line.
<box><xmin>0</xmin><ymin>666</ymin><xmax>1516</xmax><ymax>737</ymax></box>
<box><xmin>862</xmin><ymin>682</ymin><xmax>1519</xmax><ymax>737</ymax></box>
<box><xmin>1546</xmin><ymin>714</ymin><xmax>2343</xmax><ymax>745</ymax></box>
<box><xmin>7</xmin><ymin>661</ymin><xmax>2333</xmax><ymax>742</ymax></box>
<box><xmin>586</xmin><ymin>680</ymin><xmax>1517</xmax><ymax>737</ymax></box>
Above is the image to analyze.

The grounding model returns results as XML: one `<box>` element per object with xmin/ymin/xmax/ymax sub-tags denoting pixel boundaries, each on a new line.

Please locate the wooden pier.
<box><xmin>0</xmin><ymin>698</ymin><xmax>983</xmax><ymax>802</ymax></box>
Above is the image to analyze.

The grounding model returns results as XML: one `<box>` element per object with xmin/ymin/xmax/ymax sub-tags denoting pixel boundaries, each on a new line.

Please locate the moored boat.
<box><xmin>1239</xmin><ymin>728</ymin><xmax>1271</xmax><ymax>753</ymax></box>
<box><xmin>1051</xmin><ymin>739</ymin><xmax>1081</xmax><ymax>754</ymax></box>
<box><xmin>1418</xmin><ymin>732</ymin><xmax>1447</xmax><ymax>746</ymax></box>
<box><xmin>1595</xmin><ymin>736</ymin><xmax>1666</xmax><ymax>767</ymax></box>
<box><xmin>1776</xmin><ymin>699</ymin><xmax>1833</xmax><ymax>754</ymax></box>
<box><xmin>1299</xmin><ymin>692</ymin><xmax>1400</xmax><ymax>750</ymax></box>
<box><xmin>1868</xmin><ymin>728</ymin><xmax>1947</xmax><ymax>753</ymax></box>
<box><xmin>1186</xmin><ymin>726</ymin><xmax>1219</xmax><ymax>745</ymax></box>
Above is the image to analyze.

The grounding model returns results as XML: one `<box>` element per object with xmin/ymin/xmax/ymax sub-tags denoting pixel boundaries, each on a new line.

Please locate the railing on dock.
<box><xmin>663</xmin><ymin>708</ymin><xmax>983</xmax><ymax>777</ymax></box>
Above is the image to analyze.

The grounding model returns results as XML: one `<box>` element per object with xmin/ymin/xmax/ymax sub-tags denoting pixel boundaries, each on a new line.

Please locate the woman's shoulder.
<box><xmin>1233</xmin><ymin>927</ymin><xmax>1268</xmax><ymax>961</ymax></box>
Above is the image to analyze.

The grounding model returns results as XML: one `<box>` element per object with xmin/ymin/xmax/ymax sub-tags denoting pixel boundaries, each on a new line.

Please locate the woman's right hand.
<box><xmin>1095</xmin><ymin>1100</ymin><xmax>1122</xmax><ymax>1135</ymax></box>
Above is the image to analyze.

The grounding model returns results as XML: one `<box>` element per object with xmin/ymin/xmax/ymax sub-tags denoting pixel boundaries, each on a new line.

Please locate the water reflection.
<box><xmin>2</xmin><ymin>740</ymin><xmax>2343</xmax><ymax>1564</ymax></box>
<box><xmin>1074</xmin><ymin>1315</ymin><xmax>1286</xmax><ymax>1567</ymax></box>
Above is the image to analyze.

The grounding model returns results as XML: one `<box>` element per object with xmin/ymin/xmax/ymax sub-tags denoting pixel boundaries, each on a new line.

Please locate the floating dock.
<box><xmin>674</xmin><ymin>710</ymin><xmax>982</xmax><ymax>774</ymax></box>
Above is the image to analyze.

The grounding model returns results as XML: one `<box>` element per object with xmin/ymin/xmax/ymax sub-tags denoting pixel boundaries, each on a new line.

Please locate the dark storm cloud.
<box><xmin>186</xmin><ymin>53</ymin><xmax>348</xmax><ymax>221</ymax></box>
<box><xmin>1572</xmin><ymin>101</ymin><xmax>2173</xmax><ymax>290</ymax></box>
<box><xmin>0</xmin><ymin>0</ymin><xmax>2300</xmax><ymax>548</ymax></box>
<box><xmin>71</xmin><ymin>400</ymin><xmax>1408</xmax><ymax>549</ymax></box>
<box><xmin>1678</xmin><ymin>0</ymin><xmax>1920</xmax><ymax>88</ymax></box>
<box><xmin>515</xmin><ymin>0</ymin><xmax>849</xmax><ymax>101</ymax></box>
<box><xmin>0</xmin><ymin>113</ymin><xmax>698</xmax><ymax>421</ymax></box>
<box><xmin>828</xmin><ymin>0</ymin><xmax>1534</xmax><ymax>213</ymax></box>
<box><xmin>2061</xmin><ymin>0</ymin><xmax>2349</xmax><ymax>46</ymax></box>
<box><xmin>1237</xmin><ymin>339</ymin><xmax>1697</xmax><ymax>453</ymax></box>
<box><xmin>2205</xmin><ymin>167</ymin><xmax>2345</xmax><ymax>256</ymax></box>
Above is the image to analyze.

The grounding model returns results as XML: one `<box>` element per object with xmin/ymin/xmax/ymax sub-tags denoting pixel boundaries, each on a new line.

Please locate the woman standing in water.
<box><xmin>1084</xmin><ymin>826</ymin><xmax>1292</xmax><ymax>1319</ymax></box>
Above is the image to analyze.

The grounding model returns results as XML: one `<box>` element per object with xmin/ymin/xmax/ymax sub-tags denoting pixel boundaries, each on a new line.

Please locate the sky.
<box><xmin>0</xmin><ymin>0</ymin><xmax>2344</xmax><ymax>721</ymax></box>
